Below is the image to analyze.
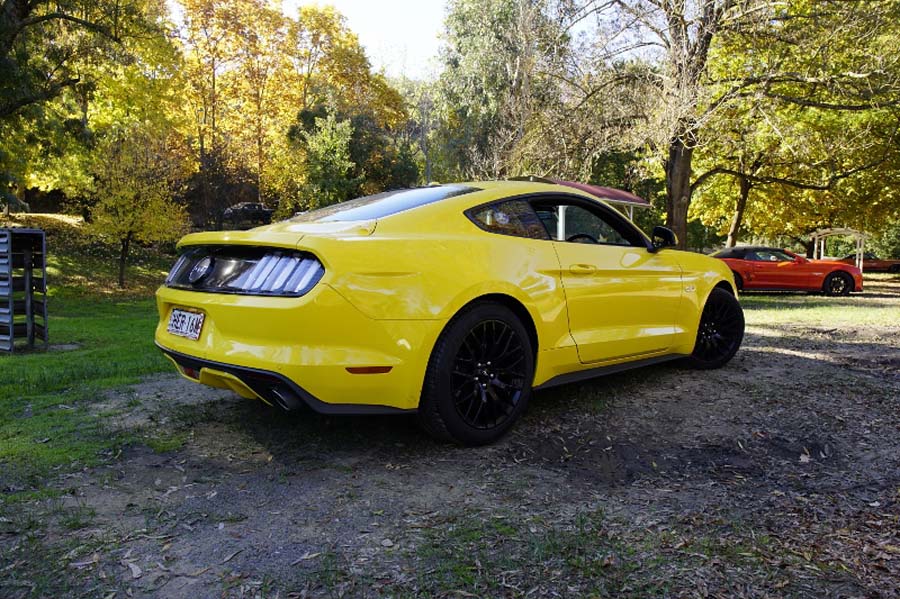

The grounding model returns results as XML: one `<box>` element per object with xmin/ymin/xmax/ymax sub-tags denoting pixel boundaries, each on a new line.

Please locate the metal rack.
<box><xmin>0</xmin><ymin>228</ymin><xmax>48</xmax><ymax>352</ymax></box>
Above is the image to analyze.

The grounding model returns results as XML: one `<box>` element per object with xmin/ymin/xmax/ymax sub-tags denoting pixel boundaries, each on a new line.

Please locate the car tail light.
<box><xmin>165</xmin><ymin>246</ymin><xmax>324</xmax><ymax>297</ymax></box>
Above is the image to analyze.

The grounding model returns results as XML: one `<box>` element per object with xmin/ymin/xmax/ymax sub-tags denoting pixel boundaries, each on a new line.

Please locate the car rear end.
<box><xmin>154</xmin><ymin>227</ymin><xmax>442</xmax><ymax>413</ymax></box>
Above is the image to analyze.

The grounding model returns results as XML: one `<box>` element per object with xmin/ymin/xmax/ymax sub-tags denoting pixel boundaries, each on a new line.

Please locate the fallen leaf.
<box><xmin>69</xmin><ymin>553</ymin><xmax>99</xmax><ymax>569</ymax></box>
<box><xmin>290</xmin><ymin>551</ymin><xmax>321</xmax><ymax>566</ymax></box>
<box><xmin>222</xmin><ymin>549</ymin><xmax>242</xmax><ymax>563</ymax></box>
<box><xmin>125</xmin><ymin>562</ymin><xmax>142</xmax><ymax>579</ymax></box>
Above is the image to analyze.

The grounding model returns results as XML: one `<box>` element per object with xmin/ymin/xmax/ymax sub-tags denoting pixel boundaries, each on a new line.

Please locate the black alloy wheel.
<box><xmin>685</xmin><ymin>288</ymin><xmax>745</xmax><ymax>370</ymax></box>
<box><xmin>451</xmin><ymin>319</ymin><xmax>528</xmax><ymax>430</ymax></box>
<box><xmin>418</xmin><ymin>302</ymin><xmax>534</xmax><ymax>445</ymax></box>
<box><xmin>823</xmin><ymin>271</ymin><xmax>853</xmax><ymax>296</ymax></box>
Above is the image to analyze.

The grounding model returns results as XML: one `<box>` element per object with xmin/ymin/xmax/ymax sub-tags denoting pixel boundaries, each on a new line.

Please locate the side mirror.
<box><xmin>650</xmin><ymin>226</ymin><xmax>677</xmax><ymax>251</ymax></box>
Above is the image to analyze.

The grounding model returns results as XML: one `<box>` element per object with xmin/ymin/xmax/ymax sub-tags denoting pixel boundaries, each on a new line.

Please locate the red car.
<box><xmin>837</xmin><ymin>252</ymin><xmax>900</xmax><ymax>273</ymax></box>
<box><xmin>712</xmin><ymin>246</ymin><xmax>863</xmax><ymax>295</ymax></box>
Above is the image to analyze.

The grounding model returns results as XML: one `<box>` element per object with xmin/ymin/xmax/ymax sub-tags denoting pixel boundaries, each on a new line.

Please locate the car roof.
<box><xmin>287</xmin><ymin>180</ymin><xmax>629</xmax><ymax>224</ymax></box>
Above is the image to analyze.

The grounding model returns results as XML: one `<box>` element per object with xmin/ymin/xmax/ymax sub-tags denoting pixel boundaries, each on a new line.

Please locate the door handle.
<box><xmin>569</xmin><ymin>264</ymin><xmax>596</xmax><ymax>275</ymax></box>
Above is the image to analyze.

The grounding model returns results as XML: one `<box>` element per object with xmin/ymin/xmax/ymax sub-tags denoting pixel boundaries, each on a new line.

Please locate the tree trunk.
<box><xmin>726</xmin><ymin>176</ymin><xmax>751</xmax><ymax>247</ymax></box>
<box><xmin>664</xmin><ymin>139</ymin><xmax>693</xmax><ymax>250</ymax></box>
<box><xmin>118</xmin><ymin>233</ymin><xmax>132</xmax><ymax>289</ymax></box>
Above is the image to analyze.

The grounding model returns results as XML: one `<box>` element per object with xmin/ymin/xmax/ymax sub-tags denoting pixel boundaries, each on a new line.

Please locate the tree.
<box><xmin>690</xmin><ymin>100</ymin><xmax>900</xmax><ymax>247</ymax></box>
<box><xmin>291</xmin><ymin>113</ymin><xmax>359</xmax><ymax>212</ymax></box>
<box><xmin>89</xmin><ymin>124</ymin><xmax>189</xmax><ymax>287</ymax></box>
<box><xmin>0</xmin><ymin>0</ymin><xmax>169</xmax><ymax>212</ymax></box>
<box><xmin>0</xmin><ymin>0</ymin><xmax>154</xmax><ymax>119</ymax></box>
<box><xmin>231</xmin><ymin>0</ymin><xmax>288</xmax><ymax>203</ymax></box>
<box><xmin>584</xmin><ymin>0</ymin><xmax>900</xmax><ymax>248</ymax></box>
<box><xmin>437</xmin><ymin>0</ymin><xmax>569</xmax><ymax>179</ymax></box>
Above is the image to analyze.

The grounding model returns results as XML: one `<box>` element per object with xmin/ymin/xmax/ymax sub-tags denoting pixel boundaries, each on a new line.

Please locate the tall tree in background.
<box><xmin>0</xmin><ymin>0</ymin><xmax>150</xmax><ymax>118</ymax></box>
<box><xmin>687</xmin><ymin>0</ymin><xmax>900</xmax><ymax>246</ymax></box>
<box><xmin>0</xmin><ymin>0</ymin><xmax>161</xmax><ymax>210</ymax></box>
<box><xmin>584</xmin><ymin>0</ymin><xmax>900</xmax><ymax>248</ymax></box>
<box><xmin>178</xmin><ymin>0</ymin><xmax>242</xmax><ymax>227</ymax></box>
<box><xmin>438</xmin><ymin>0</ymin><xmax>569</xmax><ymax>178</ymax></box>
<box><xmin>232</xmin><ymin>0</ymin><xmax>288</xmax><ymax>204</ymax></box>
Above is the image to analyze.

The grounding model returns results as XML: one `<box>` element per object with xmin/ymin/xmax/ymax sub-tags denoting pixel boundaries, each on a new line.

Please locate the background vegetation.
<box><xmin>2</xmin><ymin>0</ymin><xmax>900</xmax><ymax>274</ymax></box>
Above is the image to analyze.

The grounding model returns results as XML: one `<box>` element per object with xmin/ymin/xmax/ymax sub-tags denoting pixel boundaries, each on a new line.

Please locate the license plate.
<box><xmin>167</xmin><ymin>308</ymin><xmax>205</xmax><ymax>340</ymax></box>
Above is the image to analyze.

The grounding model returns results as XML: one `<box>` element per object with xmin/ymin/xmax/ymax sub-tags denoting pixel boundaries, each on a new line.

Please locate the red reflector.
<box><xmin>346</xmin><ymin>366</ymin><xmax>393</xmax><ymax>375</ymax></box>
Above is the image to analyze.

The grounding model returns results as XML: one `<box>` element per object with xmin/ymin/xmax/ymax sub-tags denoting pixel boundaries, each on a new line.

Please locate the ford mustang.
<box><xmin>156</xmin><ymin>180</ymin><xmax>744</xmax><ymax>445</ymax></box>
<box><xmin>712</xmin><ymin>246</ymin><xmax>862</xmax><ymax>295</ymax></box>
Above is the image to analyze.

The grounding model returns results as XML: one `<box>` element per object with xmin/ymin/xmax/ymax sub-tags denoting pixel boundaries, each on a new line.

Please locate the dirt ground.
<box><xmin>3</xmin><ymin>280</ymin><xmax>900</xmax><ymax>598</ymax></box>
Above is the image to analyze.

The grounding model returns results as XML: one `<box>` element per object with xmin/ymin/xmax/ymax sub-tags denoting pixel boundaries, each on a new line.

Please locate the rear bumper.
<box><xmin>158</xmin><ymin>345</ymin><xmax>412</xmax><ymax>414</ymax></box>
<box><xmin>155</xmin><ymin>284</ymin><xmax>444</xmax><ymax>411</ymax></box>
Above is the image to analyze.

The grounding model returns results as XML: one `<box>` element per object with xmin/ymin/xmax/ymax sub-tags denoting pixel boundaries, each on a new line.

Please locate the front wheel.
<box><xmin>418</xmin><ymin>302</ymin><xmax>534</xmax><ymax>446</ymax></box>
<box><xmin>823</xmin><ymin>271</ymin><xmax>853</xmax><ymax>296</ymax></box>
<box><xmin>684</xmin><ymin>288</ymin><xmax>745</xmax><ymax>370</ymax></box>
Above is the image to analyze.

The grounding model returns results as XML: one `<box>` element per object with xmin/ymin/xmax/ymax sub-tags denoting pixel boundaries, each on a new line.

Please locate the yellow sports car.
<box><xmin>156</xmin><ymin>180</ymin><xmax>744</xmax><ymax>445</ymax></box>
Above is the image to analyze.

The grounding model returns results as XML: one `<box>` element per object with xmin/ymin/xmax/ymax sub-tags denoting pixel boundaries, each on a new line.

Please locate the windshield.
<box><xmin>290</xmin><ymin>185</ymin><xmax>479</xmax><ymax>223</ymax></box>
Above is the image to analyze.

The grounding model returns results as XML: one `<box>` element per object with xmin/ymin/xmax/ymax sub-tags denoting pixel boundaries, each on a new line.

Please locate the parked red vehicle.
<box><xmin>837</xmin><ymin>252</ymin><xmax>900</xmax><ymax>273</ymax></box>
<box><xmin>712</xmin><ymin>246</ymin><xmax>863</xmax><ymax>296</ymax></box>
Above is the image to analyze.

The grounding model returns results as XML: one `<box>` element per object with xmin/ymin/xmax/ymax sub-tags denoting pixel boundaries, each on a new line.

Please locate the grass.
<box><xmin>741</xmin><ymin>274</ymin><xmax>900</xmax><ymax>327</ymax></box>
<box><xmin>0</xmin><ymin>295</ymin><xmax>171</xmax><ymax>496</ymax></box>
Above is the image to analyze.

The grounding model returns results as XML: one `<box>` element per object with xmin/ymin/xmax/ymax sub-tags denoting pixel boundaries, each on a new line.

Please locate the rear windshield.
<box><xmin>290</xmin><ymin>185</ymin><xmax>479</xmax><ymax>223</ymax></box>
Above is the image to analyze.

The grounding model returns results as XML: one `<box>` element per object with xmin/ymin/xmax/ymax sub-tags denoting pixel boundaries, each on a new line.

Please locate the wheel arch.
<box><xmin>452</xmin><ymin>293</ymin><xmax>540</xmax><ymax>358</ymax></box>
<box><xmin>715</xmin><ymin>279</ymin><xmax>736</xmax><ymax>295</ymax></box>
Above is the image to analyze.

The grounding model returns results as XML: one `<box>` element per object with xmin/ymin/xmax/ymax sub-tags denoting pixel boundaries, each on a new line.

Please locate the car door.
<box><xmin>748</xmin><ymin>249</ymin><xmax>808</xmax><ymax>289</ymax></box>
<box><xmin>531</xmin><ymin>197</ymin><xmax>683</xmax><ymax>364</ymax></box>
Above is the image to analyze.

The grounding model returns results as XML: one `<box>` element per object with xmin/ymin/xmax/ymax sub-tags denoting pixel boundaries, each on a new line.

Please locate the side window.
<box><xmin>532</xmin><ymin>201</ymin><xmax>642</xmax><ymax>247</ymax></box>
<box><xmin>467</xmin><ymin>200</ymin><xmax>549</xmax><ymax>240</ymax></box>
<box><xmin>755</xmin><ymin>250</ymin><xmax>792</xmax><ymax>262</ymax></box>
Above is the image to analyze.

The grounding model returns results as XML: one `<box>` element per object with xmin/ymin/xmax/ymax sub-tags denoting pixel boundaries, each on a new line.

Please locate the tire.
<box><xmin>889</xmin><ymin>264</ymin><xmax>900</xmax><ymax>274</ymax></box>
<box><xmin>731</xmin><ymin>271</ymin><xmax>744</xmax><ymax>292</ymax></box>
<box><xmin>418</xmin><ymin>302</ymin><xmax>534</xmax><ymax>446</ymax></box>
<box><xmin>683</xmin><ymin>288</ymin><xmax>745</xmax><ymax>370</ymax></box>
<box><xmin>823</xmin><ymin>271</ymin><xmax>853</xmax><ymax>296</ymax></box>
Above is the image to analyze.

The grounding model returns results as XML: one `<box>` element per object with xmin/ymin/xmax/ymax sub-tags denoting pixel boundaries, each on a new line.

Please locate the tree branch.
<box><xmin>9</xmin><ymin>11</ymin><xmax>119</xmax><ymax>50</ymax></box>
<box><xmin>0</xmin><ymin>77</ymin><xmax>80</xmax><ymax>119</ymax></box>
<box><xmin>691</xmin><ymin>151</ymin><xmax>892</xmax><ymax>193</ymax></box>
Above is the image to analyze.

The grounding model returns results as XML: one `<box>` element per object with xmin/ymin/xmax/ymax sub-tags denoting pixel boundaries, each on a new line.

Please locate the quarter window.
<box><xmin>468</xmin><ymin>200</ymin><xmax>549</xmax><ymax>240</ymax></box>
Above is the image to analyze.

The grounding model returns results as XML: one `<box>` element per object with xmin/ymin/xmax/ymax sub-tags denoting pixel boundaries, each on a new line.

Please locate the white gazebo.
<box><xmin>810</xmin><ymin>228</ymin><xmax>867</xmax><ymax>271</ymax></box>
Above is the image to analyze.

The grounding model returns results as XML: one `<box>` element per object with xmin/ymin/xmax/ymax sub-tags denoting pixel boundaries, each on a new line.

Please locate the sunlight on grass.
<box><xmin>0</xmin><ymin>296</ymin><xmax>169</xmax><ymax>494</ymax></box>
<box><xmin>741</xmin><ymin>276</ymin><xmax>900</xmax><ymax>327</ymax></box>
